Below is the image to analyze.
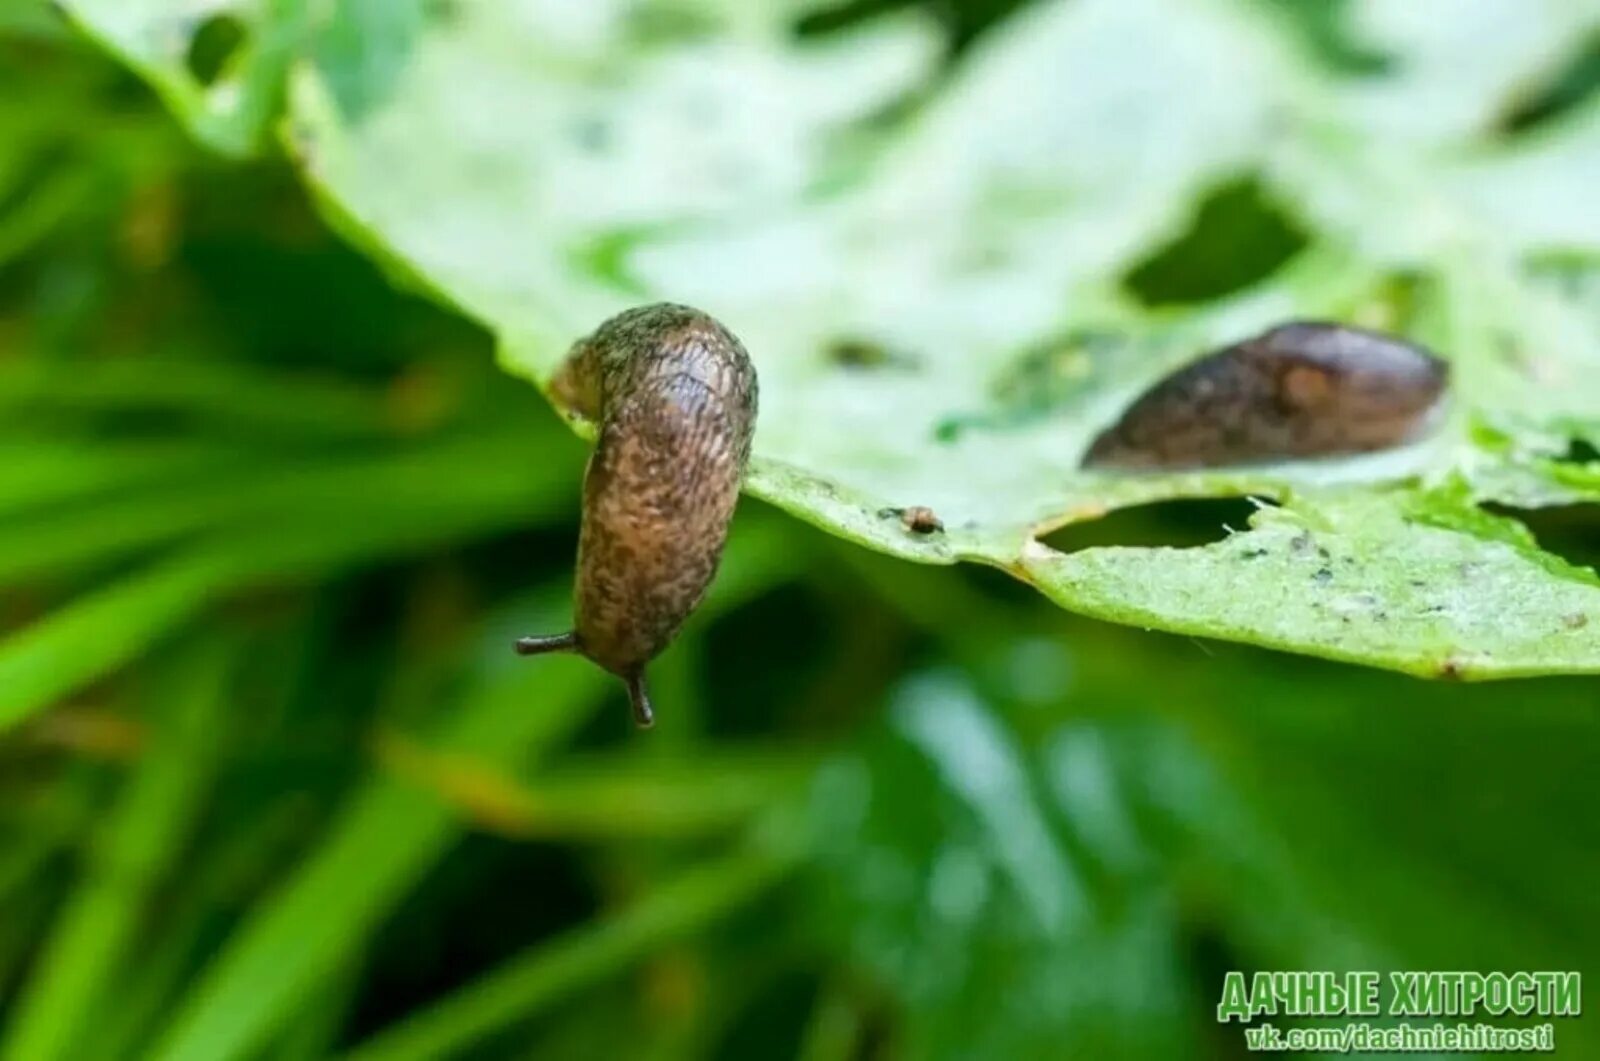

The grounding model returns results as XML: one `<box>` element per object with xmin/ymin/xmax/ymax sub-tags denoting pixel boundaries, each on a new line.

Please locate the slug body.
<box><xmin>518</xmin><ymin>304</ymin><xmax>758</xmax><ymax>727</ymax></box>
<box><xmin>1082</xmin><ymin>321</ymin><xmax>1448</xmax><ymax>470</ymax></box>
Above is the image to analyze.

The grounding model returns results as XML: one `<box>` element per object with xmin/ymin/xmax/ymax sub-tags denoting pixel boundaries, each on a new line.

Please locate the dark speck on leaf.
<box><xmin>1312</xmin><ymin>567</ymin><xmax>1333</xmax><ymax>583</ymax></box>
<box><xmin>1290</xmin><ymin>532</ymin><xmax>1314</xmax><ymax>554</ymax></box>
<box><xmin>1563</xmin><ymin>613</ymin><xmax>1589</xmax><ymax>630</ymax></box>
<box><xmin>1555</xmin><ymin>437</ymin><xmax>1600</xmax><ymax>465</ymax></box>
<box><xmin>828</xmin><ymin>338</ymin><xmax>917</xmax><ymax>370</ymax></box>
<box><xmin>882</xmin><ymin>506</ymin><xmax>943</xmax><ymax>534</ymax></box>
<box><xmin>1438</xmin><ymin>658</ymin><xmax>1467</xmax><ymax>680</ymax></box>
<box><xmin>1240</xmin><ymin>547</ymin><xmax>1269</xmax><ymax>560</ymax></box>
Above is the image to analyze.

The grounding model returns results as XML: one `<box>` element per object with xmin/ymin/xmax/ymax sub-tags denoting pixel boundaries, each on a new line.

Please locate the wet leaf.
<box><xmin>61</xmin><ymin>0</ymin><xmax>1600</xmax><ymax>675</ymax></box>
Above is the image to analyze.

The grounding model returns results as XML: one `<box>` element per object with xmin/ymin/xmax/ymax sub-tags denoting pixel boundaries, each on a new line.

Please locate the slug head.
<box><xmin>551</xmin><ymin>339</ymin><xmax>605</xmax><ymax>422</ymax></box>
<box><xmin>513</xmin><ymin>633</ymin><xmax>655</xmax><ymax>728</ymax></box>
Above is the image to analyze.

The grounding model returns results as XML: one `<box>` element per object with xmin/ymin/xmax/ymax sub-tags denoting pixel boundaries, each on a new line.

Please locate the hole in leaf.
<box><xmin>826</xmin><ymin>336</ymin><xmax>918</xmax><ymax>370</ymax></box>
<box><xmin>1040</xmin><ymin>496</ymin><xmax>1270</xmax><ymax>554</ymax></box>
<box><xmin>795</xmin><ymin>0</ymin><xmax>912</xmax><ymax>38</ymax></box>
<box><xmin>1555</xmin><ymin>437</ymin><xmax>1600</xmax><ymax>465</ymax></box>
<box><xmin>1256</xmin><ymin>0</ymin><xmax>1395</xmax><ymax>75</ymax></box>
<box><xmin>1481</xmin><ymin>503</ymin><xmax>1600</xmax><ymax>574</ymax></box>
<box><xmin>1123</xmin><ymin>176</ymin><xmax>1309</xmax><ymax>307</ymax></box>
<box><xmin>794</xmin><ymin>0</ymin><xmax>1028</xmax><ymax>51</ymax></box>
<box><xmin>1499</xmin><ymin>30</ymin><xmax>1600</xmax><ymax>134</ymax></box>
<box><xmin>185</xmin><ymin>13</ymin><xmax>247</xmax><ymax>87</ymax></box>
<box><xmin>936</xmin><ymin>329</ymin><xmax>1145</xmax><ymax>442</ymax></box>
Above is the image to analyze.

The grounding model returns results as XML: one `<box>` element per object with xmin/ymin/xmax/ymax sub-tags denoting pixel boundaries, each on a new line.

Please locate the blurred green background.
<box><xmin>2</xmin><ymin>2</ymin><xmax>1598</xmax><ymax>1059</ymax></box>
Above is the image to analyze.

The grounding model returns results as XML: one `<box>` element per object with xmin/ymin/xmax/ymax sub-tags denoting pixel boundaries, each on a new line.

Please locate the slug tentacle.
<box><xmin>514</xmin><ymin>633</ymin><xmax>578</xmax><ymax>656</ymax></box>
<box><xmin>517</xmin><ymin>304</ymin><xmax>757</xmax><ymax>729</ymax></box>
<box><xmin>625</xmin><ymin>673</ymin><xmax>654</xmax><ymax>729</ymax></box>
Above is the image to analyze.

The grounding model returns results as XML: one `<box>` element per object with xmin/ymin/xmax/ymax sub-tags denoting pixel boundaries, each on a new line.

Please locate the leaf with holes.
<box><xmin>61</xmin><ymin>0</ymin><xmax>1600</xmax><ymax>675</ymax></box>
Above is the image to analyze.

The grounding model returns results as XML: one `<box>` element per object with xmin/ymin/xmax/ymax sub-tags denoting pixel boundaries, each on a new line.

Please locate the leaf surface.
<box><xmin>62</xmin><ymin>0</ymin><xmax>1600</xmax><ymax>674</ymax></box>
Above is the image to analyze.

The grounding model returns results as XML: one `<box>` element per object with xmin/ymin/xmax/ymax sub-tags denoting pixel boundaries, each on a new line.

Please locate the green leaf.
<box><xmin>806</xmin><ymin>660</ymin><xmax>1600</xmax><ymax>1059</ymax></box>
<box><xmin>1024</xmin><ymin>488</ymin><xmax>1600</xmax><ymax>679</ymax></box>
<box><xmin>56</xmin><ymin>0</ymin><xmax>304</xmax><ymax>156</ymax></box>
<box><xmin>808</xmin><ymin>676</ymin><xmax>1200</xmax><ymax>1060</ymax></box>
<box><xmin>61</xmin><ymin>0</ymin><xmax>1600</xmax><ymax>675</ymax></box>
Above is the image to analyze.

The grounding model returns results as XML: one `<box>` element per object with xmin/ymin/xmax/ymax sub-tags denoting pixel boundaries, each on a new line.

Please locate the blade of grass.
<box><xmin>0</xmin><ymin>768</ymin><xmax>100</xmax><ymax>902</ymax></box>
<box><xmin>796</xmin><ymin>982</ymin><xmax>864</xmax><ymax>1061</ymax></box>
<box><xmin>374</xmin><ymin>740</ymin><xmax>814</xmax><ymax>840</ymax></box>
<box><xmin>95</xmin><ymin>899</ymin><xmax>213</xmax><ymax>1061</ymax></box>
<box><xmin>343</xmin><ymin>842</ymin><xmax>800</xmax><ymax>1061</ymax></box>
<box><xmin>266</xmin><ymin>959</ymin><xmax>362</xmax><ymax>1061</ymax></box>
<box><xmin>0</xmin><ymin>635</ymin><xmax>237</xmax><ymax>1061</ymax></box>
<box><xmin>0</xmin><ymin>439</ymin><xmax>257</xmax><ymax>518</ymax></box>
<box><xmin>146</xmin><ymin>529</ymin><xmax>798</xmax><ymax>1061</ymax></box>
<box><xmin>0</xmin><ymin>874</ymin><xmax>62</xmax><ymax>1003</ymax></box>
<box><xmin>0</xmin><ymin>168</ymin><xmax>96</xmax><ymax>266</ymax></box>
<box><xmin>0</xmin><ymin>768</ymin><xmax>103</xmax><ymax>990</ymax></box>
<box><xmin>0</xmin><ymin>427</ymin><xmax>571</xmax><ymax>583</ymax></box>
<box><xmin>0</xmin><ymin>418</ymin><xmax>580</xmax><ymax>730</ymax></box>
<box><xmin>96</xmin><ymin>802</ymin><xmax>323</xmax><ymax>1061</ymax></box>
<box><xmin>0</xmin><ymin>359</ymin><xmax>394</xmax><ymax>440</ymax></box>
<box><xmin>0</xmin><ymin>554</ymin><xmax>224</xmax><ymax>732</ymax></box>
<box><xmin>144</xmin><ymin>593</ymin><xmax>608</xmax><ymax>1061</ymax></box>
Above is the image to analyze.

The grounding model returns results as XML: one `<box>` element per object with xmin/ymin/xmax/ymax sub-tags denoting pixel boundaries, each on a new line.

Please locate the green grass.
<box><xmin>1</xmin><ymin>5</ymin><xmax>1598</xmax><ymax>1060</ymax></box>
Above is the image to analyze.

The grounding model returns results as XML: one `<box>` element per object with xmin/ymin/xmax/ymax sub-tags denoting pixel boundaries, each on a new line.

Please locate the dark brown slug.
<box><xmin>517</xmin><ymin>304</ymin><xmax>758</xmax><ymax>728</ymax></box>
<box><xmin>1082</xmin><ymin>321</ymin><xmax>1448</xmax><ymax>470</ymax></box>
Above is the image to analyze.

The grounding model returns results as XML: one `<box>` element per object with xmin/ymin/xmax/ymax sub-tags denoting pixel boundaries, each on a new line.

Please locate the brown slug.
<box><xmin>517</xmin><ymin>304</ymin><xmax>758</xmax><ymax>728</ymax></box>
<box><xmin>1082</xmin><ymin>321</ymin><xmax>1448</xmax><ymax>470</ymax></box>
